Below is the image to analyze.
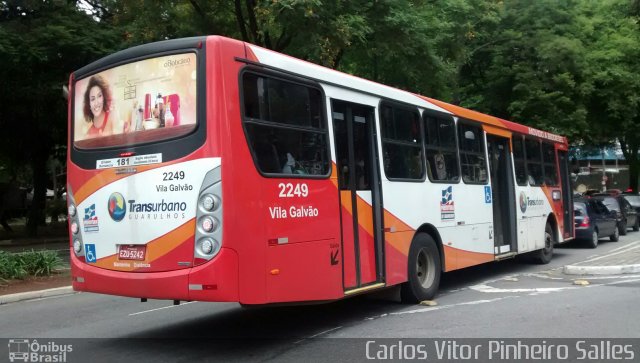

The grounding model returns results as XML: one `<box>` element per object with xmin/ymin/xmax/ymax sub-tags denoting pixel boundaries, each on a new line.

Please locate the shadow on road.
<box><xmin>80</xmin><ymin>297</ymin><xmax>405</xmax><ymax>361</ymax></box>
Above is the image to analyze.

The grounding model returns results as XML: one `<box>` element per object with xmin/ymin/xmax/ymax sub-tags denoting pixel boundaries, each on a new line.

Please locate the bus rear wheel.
<box><xmin>401</xmin><ymin>233</ymin><xmax>441</xmax><ymax>303</ymax></box>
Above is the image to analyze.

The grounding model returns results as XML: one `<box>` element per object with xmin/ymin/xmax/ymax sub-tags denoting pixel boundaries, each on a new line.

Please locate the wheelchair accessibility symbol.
<box><xmin>484</xmin><ymin>186</ymin><xmax>492</xmax><ymax>204</ymax></box>
<box><xmin>85</xmin><ymin>244</ymin><xmax>97</xmax><ymax>263</ymax></box>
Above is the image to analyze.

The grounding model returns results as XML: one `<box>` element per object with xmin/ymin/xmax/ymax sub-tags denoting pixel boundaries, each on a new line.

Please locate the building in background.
<box><xmin>570</xmin><ymin>144</ymin><xmax>627</xmax><ymax>193</ymax></box>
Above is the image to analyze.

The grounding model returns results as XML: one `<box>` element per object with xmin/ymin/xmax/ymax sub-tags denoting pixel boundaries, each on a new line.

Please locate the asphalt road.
<box><xmin>1</xmin><ymin>235</ymin><xmax>639</xmax><ymax>362</ymax></box>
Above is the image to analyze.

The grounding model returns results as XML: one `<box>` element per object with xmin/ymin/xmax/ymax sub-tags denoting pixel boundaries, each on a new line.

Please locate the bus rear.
<box><xmin>67</xmin><ymin>37</ymin><xmax>242</xmax><ymax>302</ymax></box>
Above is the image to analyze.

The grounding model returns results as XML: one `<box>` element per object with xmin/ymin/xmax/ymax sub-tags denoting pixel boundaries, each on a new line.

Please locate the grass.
<box><xmin>0</xmin><ymin>250</ymin><xmax>63</xmax><ymax>281</ymax></box>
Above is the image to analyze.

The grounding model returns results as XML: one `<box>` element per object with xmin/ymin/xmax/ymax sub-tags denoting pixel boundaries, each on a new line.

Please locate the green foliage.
<box><xmin>2</xmin><ymin>0</ymin><xmax>640</xmax><ymax>196</ymax></box>
<box><xmin>0</xmin><ymin>251</ymin><xmax>27</xmax><ymax>281</ymax></box>
<box><xmin>18</xmin><ymin>250</ymin><xmax>64</xmax><ymax>277</ymax></box>
<box><xmin>0</xmin><ymin>250</ymin><xmax>63</xmax><ymax>281</ymax></box>
<box><xmin>0</xmin><ymin>0</ymin><xmax>123</xmax><ymax>235</ymax></box>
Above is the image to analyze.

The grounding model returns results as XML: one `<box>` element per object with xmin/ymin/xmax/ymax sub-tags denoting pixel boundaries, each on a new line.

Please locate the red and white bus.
<box><xmin>67</xmin><ymin>36</ymin><xmax>574</xmax><ymax>304</ymax></box>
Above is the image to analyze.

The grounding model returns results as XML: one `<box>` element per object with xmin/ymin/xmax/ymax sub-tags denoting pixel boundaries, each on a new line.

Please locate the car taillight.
<box><xmin>579</xmin><ymin>216</ymin><xmax>590</xmax><ymax>227</ymax></box>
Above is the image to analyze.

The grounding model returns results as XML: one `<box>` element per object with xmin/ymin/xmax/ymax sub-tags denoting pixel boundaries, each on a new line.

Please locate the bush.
<box><xmin>0</xmin><ymin>251</ymin><xmax>27</xmax><ymax>280</ymax></box>
<box><xmin>0</xmin><ymin>250</ymin><xmax>63</xmax><ymax>280</ymax></box>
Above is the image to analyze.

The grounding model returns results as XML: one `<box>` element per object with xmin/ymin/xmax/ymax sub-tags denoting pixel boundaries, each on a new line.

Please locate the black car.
<box><xmin>574</xmin><ymin>198</ymin><xmax>619</xmax><ymax>248</ymax></box>
<box><xmin>592</xmin><ymin>194</ymin><xmax>639</xmax><ymax>234</ymax></box>
<box><xmin>622</xmin><ymin>192</ymin><xmax>640</xmax><ymax>220</ymax></box>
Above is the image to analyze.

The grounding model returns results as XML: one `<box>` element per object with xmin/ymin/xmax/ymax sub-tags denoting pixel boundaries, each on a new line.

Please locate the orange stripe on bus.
<box><xmin>442</xmin><ymin>245</ymin><xmax>494</xmax><ymax>271</ymax></box>
<box><xmin>382</xmin><ymin>210</ymin><xmax>413</xmax><ymax>256</ymax></box>
<box><xmin>483</xmin><ymin>124</ymin><xmax>512</xmax><ymax>138</ymax></box>
<box><xmin>338</xmin><ymin>189</ymin><xmax>412</xmax><ymax>257</ymax></box>
<box><xmin>93</xmin><ymin>219</ymin><xmax>196</xmax><ymax>271</ymax></box>
<box><xmin>356</xmin><ymin>196</ymin><xmax>374</xmax><ymax>238</ymax></box>
<box><xmin>422</xmin><ymin>97</ymin><xmax>505</xmax><ymax>127</ymax></box>
<box><xmin>340</xmin><ymin>190</ymin><xmax>353</xmax><ymax>214</ymax></box>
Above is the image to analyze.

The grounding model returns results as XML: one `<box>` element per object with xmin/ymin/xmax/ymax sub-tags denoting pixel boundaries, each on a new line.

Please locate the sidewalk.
<box><xmin>563</xmin><ymin>241</ymin><xmax>640</xmax><ymax>275</ymax></box>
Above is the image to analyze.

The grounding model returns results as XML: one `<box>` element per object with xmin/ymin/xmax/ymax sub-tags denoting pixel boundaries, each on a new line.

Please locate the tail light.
<box><xmin>194</xmin><ymin>167</ymin><xmax>222</xmax><ymax>266</ymax></box>
<box><xmin>67</xmin><ymin>185</ymin><xmax>85</xmax><ymax>259</ymax></box>
<box><xmin>579</xmin><ymin>216</ymin><xmax>590</xmax><ymax>227</ymax></box>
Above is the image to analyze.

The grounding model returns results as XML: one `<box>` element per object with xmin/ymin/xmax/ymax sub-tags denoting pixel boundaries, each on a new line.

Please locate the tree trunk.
<box><xmin>620</xmin><ymin>137</ymin><xmax>639</xmax><ymax>192</ymax></box>
<box><xmin>26</xmin><ymin>154</ymin><xmax>48</xmax><ymax>237</ymax></box>
<box><xmin>629</xmin><ymin>161</ymin><xmax>639</xmax><ymax>192</ymax></box>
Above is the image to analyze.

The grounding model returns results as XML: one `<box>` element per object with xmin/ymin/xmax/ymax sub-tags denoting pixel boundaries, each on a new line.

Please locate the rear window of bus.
<box><xmin>73</xmin><ymin>53</ymin><xmax>198</xmax><ymax>149</ymax></box>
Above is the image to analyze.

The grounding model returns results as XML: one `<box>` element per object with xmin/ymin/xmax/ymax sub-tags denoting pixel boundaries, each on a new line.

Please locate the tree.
<box><xmin>582</xmin><ymin>0</ymin><xmax>640</xmax><ymax>190</ymax></box>
<box><xmin>457</xmin><ymin>0</ymin><xmax>591</xmax><ymax>139</ymax></box>
<box><xmin>0</xmin><ymin>0</ymin><xmax>121</xmax><ymax>235</ymax></box>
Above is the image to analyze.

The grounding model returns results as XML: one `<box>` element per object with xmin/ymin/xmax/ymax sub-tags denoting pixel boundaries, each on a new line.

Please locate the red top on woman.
<box><xmin>86</xmin><ymin>111</ymin><xmax>110</xmax><ymax>137</ymax></box>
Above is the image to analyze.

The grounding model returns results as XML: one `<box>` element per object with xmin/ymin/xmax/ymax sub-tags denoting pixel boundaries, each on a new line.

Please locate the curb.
<box><xmin>0</xmin><ymin>286</ymin><xmax>74</xmax><ymax>305</ymax></box>
<box><xmin>563</xmin><ymin>264</ymin><xmax>640</xmax><ymax>275</ymax></box>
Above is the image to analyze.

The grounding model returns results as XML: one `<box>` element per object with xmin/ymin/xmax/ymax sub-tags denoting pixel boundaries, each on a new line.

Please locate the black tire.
<box><xmin>401</xmin><ymin>233</ymin><xmax>442</xmax><ymax>303</ymax></box>
<box><xmin>610</xmin><ymin>226</ymin><xmax>620</xmax><ymax>242</ymax></box>
<box><xmin>532</xmin><ymin>223</ymin><xmax>554</xmax><ymax>264</ymax></box>
<box><xmin>619</xmin><ymin>220</ymin><xmax>628</xmax><ymax>235</ymax></box>
<box><xmin>586</xmin><ymin>230</ymin><xmax>598</xmax><ymax>249</ymax></box>
<box><xmin>633</xmin><ymin>218</ymin><xmax>639</xmax><ymax>232</ymax></box>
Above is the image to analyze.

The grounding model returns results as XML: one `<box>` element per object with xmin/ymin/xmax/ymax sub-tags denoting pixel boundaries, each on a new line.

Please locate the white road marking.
<box><xmin>523</xmin><ymin>273</ymin><xmax>563</xmax><ymax>280</ymax></box>
<box><xmin>470</xmin><ymin>284</ymin><xmax>578</xmax><ymax>293</ymax></box>
<box><xmin>608</xmin><ymin>240</ymin><xmax>640</xmax><ymax>254</ymax></box>
<box><xmin>294</xmin><ymin>326</ymin><xmax>343</xmax><ymax>344</ymax></box>
<box><xmin>128</xmin><ymin>301</ymin><xmax>197</xmax><ymax>316</ymax></box>
<box><xmin>391</xmin><ymin>296</ymin><xmax>519</xmax><ymax>316</ymax></box>
<box><xmin>365</xmin><ymin>313</ymin><xmax>388</xmax><ymax>321</ymax></box>
<box><xmin>307</xmin><ymin>326</ymin><xmax>343</xmax><ymax>339</ymax></box>
<box><xmin>601</xmin><ymin>277</ymin><xmax>640</xmax><ymax>286</ymax></box>
<box><xmin>582</xmin><ymin>241</ymin><xmax>640</xmax><ymax>263</ymax></box>
<box><xmin>578</xmin><ymin>273</ymin><xmax>640</xmax><ymax>280</ymax></box>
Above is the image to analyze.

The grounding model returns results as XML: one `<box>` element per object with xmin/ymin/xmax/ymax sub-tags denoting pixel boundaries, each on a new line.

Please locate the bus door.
<box><xmin>331</xmin><ymin>100</ymin><xmax>384</xmax><ymax>290</ymax></box>
<box><xmin>558</xmin><ymin>150</ymin><xmax>574</xmax><ymax>239</ymax></box>
<box><xmin>487</xmin><ymin>135</ymin><xmax>518</xmax><ymax>255</ymax></box>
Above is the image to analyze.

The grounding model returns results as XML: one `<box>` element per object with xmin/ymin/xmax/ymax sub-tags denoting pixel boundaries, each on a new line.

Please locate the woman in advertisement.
<box><xmin>83</xmin><ymin>75</ymin><xmax>114</xmax><ymax>137</ymax></box>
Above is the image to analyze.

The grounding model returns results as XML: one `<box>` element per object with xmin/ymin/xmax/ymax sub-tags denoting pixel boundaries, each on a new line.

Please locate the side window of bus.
<box><xmin>424</xmin><ymin>114</ymin><xmax>459</xmax><ymax>182</ymax></box>
<box><xmin>525</xmin><ymin>138</ymin><xmax>544</xmax><ymax>186</ymax></box>
<box><xmin>380</xmin><ymin>104</ymin><xmax>424</xmax><ymax>180</ymax></box>
<box><xmin>458</xmin><ymin>122</ymin><xmax>488</xmax><ymax>184</ymax></box>
<box><xmin>512</xmin><ymin>135</ymin><xmax>528</xmax><ymax>186</ymax></box>
<box><xmin>542</xmin><ymin>142</ymin><xmax>558</xmax><ymax>186</ymax></box>
<box><xmin>242</xmin><ymin>72</ymin><xmax>330</xmax><ymax>177</ymax></box>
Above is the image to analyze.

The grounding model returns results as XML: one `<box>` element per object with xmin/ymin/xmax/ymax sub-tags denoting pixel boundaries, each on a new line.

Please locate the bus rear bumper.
<box><xmin>70</xmin><ymin>248</ymin><xmax>239</xmax><ymax>302</ymax></box>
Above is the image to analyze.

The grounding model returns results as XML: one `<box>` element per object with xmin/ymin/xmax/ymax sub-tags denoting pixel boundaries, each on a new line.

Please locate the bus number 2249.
<box><xmin>278</xmin><ymin>183</ymin><xmax>308</xmax><ymax>198</ymax></box>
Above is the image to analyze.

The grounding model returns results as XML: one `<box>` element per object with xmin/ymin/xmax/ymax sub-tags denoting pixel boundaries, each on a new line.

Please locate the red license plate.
<box><xmin>118</xmin><ymin>245</ymin><xmax>146</xmax><ymax>261</ymax></box>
